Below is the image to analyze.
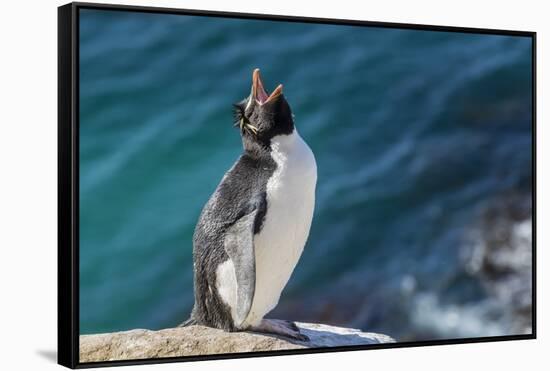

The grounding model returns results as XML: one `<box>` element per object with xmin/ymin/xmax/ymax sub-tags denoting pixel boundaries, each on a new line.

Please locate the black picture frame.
<box><xmin>58</xmin><ymin>2</ymin><xmax>537</xmax><ymax>369</ymax></box>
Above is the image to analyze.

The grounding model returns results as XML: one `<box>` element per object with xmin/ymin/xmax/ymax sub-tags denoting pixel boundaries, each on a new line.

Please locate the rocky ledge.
<box><xmin>80</xmin><ymin>322</ymin><xmax>395</xmax><ymax>362</ymax></box>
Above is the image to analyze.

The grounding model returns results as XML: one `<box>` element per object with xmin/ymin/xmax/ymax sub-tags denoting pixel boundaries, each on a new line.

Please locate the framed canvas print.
<box><xmin>58</xmin><ymin>2</ymin><xmax>536</xmax><ymax>368</ymax></box>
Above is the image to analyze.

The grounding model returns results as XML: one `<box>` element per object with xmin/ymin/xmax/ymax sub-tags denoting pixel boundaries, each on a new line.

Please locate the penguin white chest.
<box><xmin>243</xmin><ymin>130</ymin><xmax>317</xmax><ymax>327</ymax></box>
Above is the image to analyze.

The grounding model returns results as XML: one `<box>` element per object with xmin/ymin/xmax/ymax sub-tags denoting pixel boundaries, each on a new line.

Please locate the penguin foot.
<box><xmin>250</xmin><ymin>319</ymin><xmax>309</xmax><ymax>342</ymax></box>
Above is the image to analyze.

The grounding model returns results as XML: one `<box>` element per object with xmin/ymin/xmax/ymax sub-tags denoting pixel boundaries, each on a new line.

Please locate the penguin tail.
<box><xmin>178</xmin><ymin>316</ymin><xmax>197</xmax><ymax>327</ymax></box>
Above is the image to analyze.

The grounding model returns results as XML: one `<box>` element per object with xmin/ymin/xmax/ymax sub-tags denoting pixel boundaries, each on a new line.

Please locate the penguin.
<box><xmin>183</xmin><ymin>68</ymin><xmax>317</xmax><ymax>341</ymax></box>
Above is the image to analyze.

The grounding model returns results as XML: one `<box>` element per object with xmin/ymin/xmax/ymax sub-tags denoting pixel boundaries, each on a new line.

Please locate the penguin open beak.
<box><xmin>252</xmin><ymin>68</ymin><xmax>283</xmax><ymax>105</ymax></box>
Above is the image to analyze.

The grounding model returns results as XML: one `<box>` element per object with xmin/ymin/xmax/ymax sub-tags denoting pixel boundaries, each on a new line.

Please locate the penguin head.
<box><xmin>233</xmin><ymin>69</ymin><xmax>294</xmax><ymax>146</ymax></box>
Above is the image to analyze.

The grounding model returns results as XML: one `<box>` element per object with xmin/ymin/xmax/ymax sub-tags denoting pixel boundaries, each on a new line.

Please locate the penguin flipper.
<box><xmin>223</xmin><ymin>196</ymin><xmax>266</xmax><ymax>328</ymax></box>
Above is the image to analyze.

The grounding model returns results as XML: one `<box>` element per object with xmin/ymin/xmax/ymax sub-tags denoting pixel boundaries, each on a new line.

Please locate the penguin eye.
<box><xmin>232</xmin><ymin>101</ymin><xmax>259</xmax><ymax>136</ymax></box>
<box><xmin>232</xmin><ymin>103</ymin><xmax>247</xmax><ymax>128</ymax></box>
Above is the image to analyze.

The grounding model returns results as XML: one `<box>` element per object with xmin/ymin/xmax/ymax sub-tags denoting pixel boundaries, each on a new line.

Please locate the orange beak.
<box><xmin>252</xmin><ymin>68</ymin><xmax>283</xmax><ymax>105</ymax></box>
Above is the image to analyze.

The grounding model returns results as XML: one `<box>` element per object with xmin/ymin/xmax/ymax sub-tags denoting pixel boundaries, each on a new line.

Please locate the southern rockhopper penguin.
<box><xmin>183</xmin><ymin>69</ymin><xmax>317</xmax><ymax>341</ymax></box>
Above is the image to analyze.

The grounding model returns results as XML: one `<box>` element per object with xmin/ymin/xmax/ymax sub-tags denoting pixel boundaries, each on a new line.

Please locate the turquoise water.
<box><xmin>79</xmin><ymin>9</ymin><xmax>532</xmax><ymax>339</ymax></box>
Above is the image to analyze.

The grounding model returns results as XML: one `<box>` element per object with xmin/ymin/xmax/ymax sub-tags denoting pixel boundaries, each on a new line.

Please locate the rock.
<box><xmin>462</xmin><ymin>192</ymin><xmax>533</xmax><ymax>334</ymax></box>
<box><xmin>79</xmin><ymin>322</ymin><xmax>395</xmax><ymax>362</ymax></box>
